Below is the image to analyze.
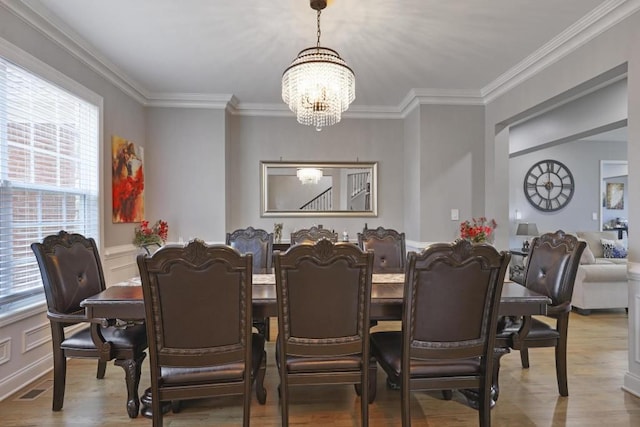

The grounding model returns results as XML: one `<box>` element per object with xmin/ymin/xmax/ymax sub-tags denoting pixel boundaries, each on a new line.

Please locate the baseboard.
<box><xmin>0</xmin><ymin>353</ymin><xmax>51</xmax><ymax>402</ymax></box>
<box><xmin>623</xmin><ymin>371</ymin><xmax>640</xmax><ymax>398</ymax></box>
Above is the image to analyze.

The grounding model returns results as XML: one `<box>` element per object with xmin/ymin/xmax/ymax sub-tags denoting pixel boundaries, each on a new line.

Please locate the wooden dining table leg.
<box><xmin>458</xmin><ymin>346</ymin><xmax>510</xmax><ymax>410</ymax></box>
<box><xmin>114</xmin><ymin>352</ymin><xmax>146</xmax><ymax>418</ymax></box>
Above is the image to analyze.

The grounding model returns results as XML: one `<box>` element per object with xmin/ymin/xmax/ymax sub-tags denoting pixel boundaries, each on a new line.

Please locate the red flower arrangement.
<box><xmin>133</xmin><ymin>219</ymin><xmax>168</xmax><ymax>247</ymax></box>
<box><xmin>460</xmin><ymin>217</ymin><xmax>497</xmax><ymax>243</ymax></box>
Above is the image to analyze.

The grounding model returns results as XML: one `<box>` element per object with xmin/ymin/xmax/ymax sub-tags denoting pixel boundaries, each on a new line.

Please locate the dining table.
<box><xmin>81</xmin><ymin>273</ymin><xmax>550</xmax><ymax>418</ymax></box>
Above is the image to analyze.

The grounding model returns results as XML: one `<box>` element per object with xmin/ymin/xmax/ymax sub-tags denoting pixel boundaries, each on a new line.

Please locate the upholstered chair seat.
<box><xmin>160</xmin><ymin>334</ymin><xmax>265</xmax><ymax>385</ymax></box>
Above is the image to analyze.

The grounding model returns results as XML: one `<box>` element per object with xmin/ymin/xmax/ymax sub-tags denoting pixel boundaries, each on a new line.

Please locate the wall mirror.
<box><xmin>261</xmin><ymin>161</ymin><xmax>378</xmax><ymax>217</ymax></box>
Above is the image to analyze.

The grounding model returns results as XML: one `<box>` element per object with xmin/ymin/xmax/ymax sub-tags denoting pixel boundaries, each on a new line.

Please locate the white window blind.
<box><xmin>0</xmin><ymin>55</ymin><xmax>99</xmax><ymax>311</ymax></box>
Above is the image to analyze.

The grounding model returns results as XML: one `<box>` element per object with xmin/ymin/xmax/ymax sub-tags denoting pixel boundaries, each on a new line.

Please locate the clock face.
<box><xmin>524</xmin><ymin>160</ymin><xmax>574</xmax><ymax>212</ymax></box>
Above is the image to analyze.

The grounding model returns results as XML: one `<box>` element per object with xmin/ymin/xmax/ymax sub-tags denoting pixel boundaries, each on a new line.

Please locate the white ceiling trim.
<box><xmin>5</xmin><ymin>0</ymin><xmax>149</xmax><ymax>104</ymax></box>
<box><xmin>145</xmin><ymin>93</ymin><xmax>236</xmax><ymax>109</ymax></box>
<box><xmin>6</xmin><ymin>0</ymin><xmax>640</xmax><ymax>115</ymax></box>
<box><xmin>482</xmin><ymin>0</ymin><xmax>640</xmax><ymax>102</ymax></box>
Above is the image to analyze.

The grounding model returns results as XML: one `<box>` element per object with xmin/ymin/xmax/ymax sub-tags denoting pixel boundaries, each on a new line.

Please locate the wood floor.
<box><xmin>2</xmin><ymin>310</ymin><xmax>639</xmax><ymax>426</ymax></box>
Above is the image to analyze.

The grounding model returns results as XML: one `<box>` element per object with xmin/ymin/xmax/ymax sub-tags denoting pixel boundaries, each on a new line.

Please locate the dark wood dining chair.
<box><xmin>370</xmin><ymin>240</ymin><xmax>510</xmax><ymax>427</ymax></box>
<box><xmin>226</xmin><ymin>226</ymin><xmax>274</xmax><ymax>340</ymax></box>
<box><xmin>274</xmin><ymin>239</ymin><xmax>374</xmax><ymax>427</ymax></box>
<box><xmin>499</xmin><ymin>230</ymin><xmax>586</xmax><ymax>396</ymax></box>
<box><xmin>31</xmin><ymin>231</ymin><xmax>148</xmax><ymax>417</ymax></box>
<box><xmin>290</xmin><ymin>226</ymin><xmax>338</xmax><ymax>244</ymax></box>
<box><xmin>137</xmin><ymin>241</ymin><xmax>266</xmax><ymax>427</ymax></box>
<box><xmin>357</xmin><ymin>226</ymin><xmax>406</xmax><ymax>273</ymax></box>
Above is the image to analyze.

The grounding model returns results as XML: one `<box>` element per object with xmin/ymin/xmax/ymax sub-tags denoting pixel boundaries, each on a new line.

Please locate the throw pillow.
<box><xmin>579</xmin><ymin>243</ymin><xmax>596</xmax><ymax>264</ymax></box>
<box><xmin>601</xmin><ymin>238</ymin><xmax>627</xmax><ymax>259</ymax></box>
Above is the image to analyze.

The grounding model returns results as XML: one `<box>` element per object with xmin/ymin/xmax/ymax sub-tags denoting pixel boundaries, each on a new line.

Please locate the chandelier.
<box><xmin>282</xmin><ymin>0</ymin><xmax>355</xmax><ymax>131</ymax></box>
<box><xmin>297</xmin><ymin>168</ymin><xmax>323</xmax><ymax>185</ymax></box>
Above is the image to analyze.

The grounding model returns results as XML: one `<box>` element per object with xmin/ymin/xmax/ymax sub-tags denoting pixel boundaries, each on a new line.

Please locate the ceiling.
<box><xmin>16</xmin><ymin>0</ymin><xmax>630</xmax><ymax>112</ymax></box>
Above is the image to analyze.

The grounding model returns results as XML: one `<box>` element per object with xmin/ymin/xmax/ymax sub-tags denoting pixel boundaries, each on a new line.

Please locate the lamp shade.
<box><xmin>516</xmin><ymin>223</ymin><xmax>539</xmax><ymax>236</ymax></box>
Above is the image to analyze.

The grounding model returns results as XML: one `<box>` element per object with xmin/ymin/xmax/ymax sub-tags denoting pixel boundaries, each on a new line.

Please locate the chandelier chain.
<box><xmin>316</xmin><ymin>9</ymin><xmax>321</xmax><ymax>48</ymax></box>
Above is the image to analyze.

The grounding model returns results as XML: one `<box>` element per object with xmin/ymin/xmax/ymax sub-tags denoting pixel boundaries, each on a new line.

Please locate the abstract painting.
<box><xmin>112</xmin><ymin>135</ymin><xmax>145</xmax><ymax>223</ymax></box>
<box><xmin>606</xmin><ymin>182</ymin><xmax>624</xmax><ymax>210</ymax></box>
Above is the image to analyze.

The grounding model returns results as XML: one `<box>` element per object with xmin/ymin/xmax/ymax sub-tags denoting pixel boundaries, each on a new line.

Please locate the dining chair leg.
<box><xmin>96</xmin><ymin>360</ymin><xmax>107</xmax><ymax>379</ymax></box>
<box><xmin>556</xmin><ymin>341</ymin><xmax>569</xmax><ymax>396</ymax></box>
<box><xmin>279</xmin><ymin>380</ymin><xmax>289</xmax><ymax>427</ymax></box>
<box><xmin>479</xmin><ymin>380</ymin><xmax>491</xmax><ymax>427</ymax></box>
<box><xmin>361</xmin><ymin>369</ymin><xmax>369</xmax><ymax>427</ymax></box>
<box><xmin>256</xmin><ymin>351</ymin><xmax>267</xmax><ymax>404</ymax></box>
<box><xmin>441</xmin><ymin>390</ymin><xmax>453</xmax><ymax>400</ymax></box>
<box><xmin>556</xmin><ymin>316</ymin><xmax>570</xmax><ymax>396</ymax></box>
<box><xmin>243</xmin><ymin>369</ymin><xmax>251</xmax><ymax>427</ymax></box>
<box><xmin>52</xmin><ymin>348</ymin><xmax>66</xmax><ymax>411</ymax></box>
<box><xmin>519</xmin><ymin>345</ymin><xmax>530</xmax><ymax>368</ymax></box>
<box><xmin>401</xmin><ymin>374</ymin><xmax>410</xmax><ymax>427</ymax></box>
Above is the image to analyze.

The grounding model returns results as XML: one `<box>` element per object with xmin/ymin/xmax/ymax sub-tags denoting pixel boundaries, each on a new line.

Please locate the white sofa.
<box><xmin>571</xmin><ymin>231</ymin><xmax>628</xmax><ymax>315</ymax></box>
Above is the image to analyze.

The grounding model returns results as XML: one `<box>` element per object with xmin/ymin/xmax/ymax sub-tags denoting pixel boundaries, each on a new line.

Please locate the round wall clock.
<box><xmin>523</xmin><ymin>159</ymin><xmax>575</xmax><ymax>212</ymax></box>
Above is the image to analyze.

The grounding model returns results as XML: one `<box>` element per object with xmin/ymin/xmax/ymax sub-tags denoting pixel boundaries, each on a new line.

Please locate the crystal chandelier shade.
<box><xmin>282</xmin><ymin>1</ymin><xmax>355</xmax><ymax>130</ymax></box>
<box><xmin>297</xmin><ymin>168</ymin><xmax>323</xmax><ymax>185</ymax></box>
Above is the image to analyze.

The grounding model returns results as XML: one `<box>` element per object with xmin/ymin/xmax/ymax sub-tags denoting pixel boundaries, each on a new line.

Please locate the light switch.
<box><xmin>592</xmin><ymin>212</ymin><xmax>598</xmax><ymax>221</ymax></box>
<box><xmin>451</xmin><ymin>209</ymin><xmax>459</xmax><ymax>221</ymax></box>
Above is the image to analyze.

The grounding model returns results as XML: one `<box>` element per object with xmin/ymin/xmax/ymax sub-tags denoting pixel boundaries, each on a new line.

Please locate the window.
<box><xmin>0</xmin><ymin>54</ymin><xmax>100</xmax><ymax>312</ymax></box>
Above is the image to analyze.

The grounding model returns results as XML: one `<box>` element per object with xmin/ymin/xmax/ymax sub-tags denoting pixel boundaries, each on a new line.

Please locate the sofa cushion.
<box><xmin>576</xmin><ymin>231</ymin><xmax>619</xmax><ymax>258</ymax></box>
<box><xmin>578</xmin><ymin>262</ymin><xmax>628</xmax><ymax>282</ymax></box>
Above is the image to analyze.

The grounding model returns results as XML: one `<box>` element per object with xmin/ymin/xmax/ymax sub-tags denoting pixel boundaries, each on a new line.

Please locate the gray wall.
<box><xmin>509</xmin><ymin>79</ymin><xmax>627</xmax><ymax>155</ymax></box>
<box><xmin>485</xmin><ymin>12</ymin><xmax>640</xmax><ymax>250</ymax></box>
<box><xmin>226</xmin><ymin>115</ymin><xmax>404</xmax><ymax>240</ymax></box>
<box><xmin>146</xmin><ymin>107</ymin><xmax>227</xmax><ymax>242</ymax></box>
<box><xmin>509</xmin><ymin>140</ymin><xmax>627</xmax><ymax>242</ymax></box>
<box><xmin>0</xmin><ymin>5</ymin><xmax>147</xmax><ymax>249</ymax></box>
<box><xmin>417</xmin><ymin>104</ymin><xmax>486</xmax><ymax>242</ymax></box>
<box><xmin>403</xmin><ymin>107</ymin><xmax>421</xmax><ymax>239</ymax></box>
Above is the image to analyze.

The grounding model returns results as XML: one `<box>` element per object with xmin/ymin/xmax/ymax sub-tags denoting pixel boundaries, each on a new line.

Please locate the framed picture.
<box><xmin>112</xmin><ymin>135</ymin><xmax>145</xmax><ymax>223</ymax></box>
<box><xmin>606</xmin><ymin>182</ymin><xmax>624</xmax><ymax>210</ymax></box>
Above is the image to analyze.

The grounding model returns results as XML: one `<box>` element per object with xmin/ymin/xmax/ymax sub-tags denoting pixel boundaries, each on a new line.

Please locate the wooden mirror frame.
<box><xmin>261</xmin><ymin>161</ymin><xmax>378</xmax><ymax>217</ymax></box>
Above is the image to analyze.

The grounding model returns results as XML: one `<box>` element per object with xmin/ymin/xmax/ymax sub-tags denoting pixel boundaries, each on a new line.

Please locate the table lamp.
<box><xmin>516</xmin><ymin>222</ymin><xmax>539</xmax><ymax>252</ymax></box>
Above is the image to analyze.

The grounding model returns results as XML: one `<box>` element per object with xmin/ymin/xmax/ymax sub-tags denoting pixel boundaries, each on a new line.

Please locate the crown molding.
<box><xmin>6</xmin><ymin>0</ymin><xmax>149</xmax><ymax>104</ymax></box>
<box><xmin>482</xmin><ymin>0</ymin><xmax>640</xmax><ymax>103</ymax></box>
<box><xmin>145</xmin><ymin>92</ymin><xmax>236</xmax><ymax>109</ymax></box>
<box><xmin>7</xmin><ymin>0</ymin><xmax>640</xmax><ymax>116</ymax></box>
<box><xmin>398</xmin><ymin>88</ymin><xmax>484</xmax><ymax>117</ymax></box>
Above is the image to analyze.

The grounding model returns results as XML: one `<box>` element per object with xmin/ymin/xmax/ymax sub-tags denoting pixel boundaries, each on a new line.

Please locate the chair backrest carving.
<box><xmin>357</xmin><ymin>226</ymin><xmax>406</xmax><ymax>273</ymax></box>
<box><xmin>226</xmin><ymin>226</ymin><xmax>273</xmax><ymax>272</ymax></box>
<box><xmin>290</xmin><ymin>226</ymin><xmax>338</xmax><ymax>245</ymax></box>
